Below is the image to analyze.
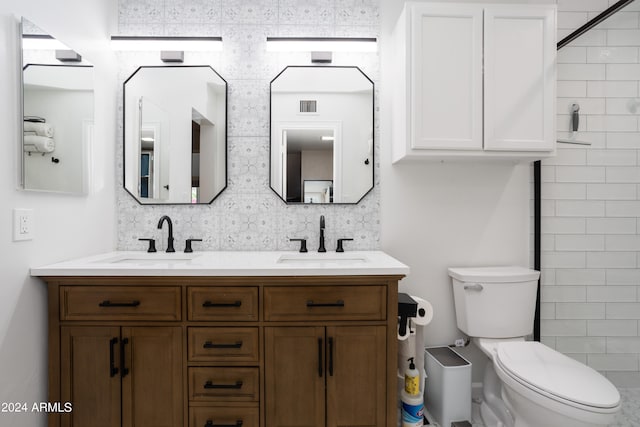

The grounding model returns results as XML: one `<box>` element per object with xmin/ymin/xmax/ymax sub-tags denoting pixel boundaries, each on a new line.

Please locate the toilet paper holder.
<box><xmin>398</xmin><ymin>293</ymin><xmax>418</xmax><ymax>337</ymax></box>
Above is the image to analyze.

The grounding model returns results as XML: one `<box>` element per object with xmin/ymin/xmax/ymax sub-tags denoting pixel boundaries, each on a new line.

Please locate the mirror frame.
<box><xmin>269</xmin><ymin>65</ymin><xmax>375</xmax><ymax>205</ymax></box>
<box><xmin>122</xmin><ymin>65</ymin><xmax>228</xmax><ymax>205</ymax></box>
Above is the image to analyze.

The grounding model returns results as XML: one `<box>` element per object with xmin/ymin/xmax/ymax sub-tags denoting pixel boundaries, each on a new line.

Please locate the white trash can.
<box><xmin>424</xmin><ymin>347</ymin><xmax>471</xmax><ymax>427</ymax></box>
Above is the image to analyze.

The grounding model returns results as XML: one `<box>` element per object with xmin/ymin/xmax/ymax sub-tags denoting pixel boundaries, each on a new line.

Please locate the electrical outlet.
<box><xmin>13</xmin><ymin>208</ymin><xmax>34</xmax><ymax>241</ymax></box>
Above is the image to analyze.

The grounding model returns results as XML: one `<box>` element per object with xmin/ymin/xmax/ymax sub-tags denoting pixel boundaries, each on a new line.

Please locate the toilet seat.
<box><xmin>495</xmin><ymin>341</ymin><xmax>620</xmax><ymax>412</ymax></box>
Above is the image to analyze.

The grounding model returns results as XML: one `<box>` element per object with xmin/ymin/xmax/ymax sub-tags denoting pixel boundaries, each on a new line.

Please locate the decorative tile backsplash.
<box><xmin>116</xmin><ymin>0</ymin><xmax>380</xmax><ymax>252</ymax></box>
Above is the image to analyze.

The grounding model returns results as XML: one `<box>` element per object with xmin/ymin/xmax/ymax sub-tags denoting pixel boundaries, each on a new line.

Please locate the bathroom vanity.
<box><xmin>32</xmin><ymin>251</ymin><xmax>408</xmax><ymax>427</ymax></box>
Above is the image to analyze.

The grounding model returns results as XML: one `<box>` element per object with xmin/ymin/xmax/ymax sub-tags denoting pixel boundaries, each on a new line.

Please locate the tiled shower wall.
<box><xmin>541</xmin><ymin>0</ymin><xmax>640</xmax><ymax>387</ymax></box>
<box><xmin>115</xmin><ymin>0</ymin><xmax>380</xmax><ymax>251</ymax></box>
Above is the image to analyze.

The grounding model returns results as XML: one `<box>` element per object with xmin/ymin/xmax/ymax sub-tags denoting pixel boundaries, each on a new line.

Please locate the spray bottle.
<box><xmin>401</xmin><ymin>357</ymin><xmax>424</xmax><ymax>427</ymax></box>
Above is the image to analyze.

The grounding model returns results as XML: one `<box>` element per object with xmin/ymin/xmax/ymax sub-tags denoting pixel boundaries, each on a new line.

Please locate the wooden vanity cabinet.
<box><xmin>43</xmin><ymin>276</ymin><xmax>402</xmax><ymax>427</ymax></box>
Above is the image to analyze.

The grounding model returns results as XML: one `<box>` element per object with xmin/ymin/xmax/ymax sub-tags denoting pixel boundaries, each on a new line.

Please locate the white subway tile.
<box><xmin>556</xmin><ymin>336</ymin><xmax>606</xmax><ymax>353</ymax></box>
<box><xmin>541</xmin><ymin>200</ymin><xmax>555</xmax><ymax>217</ymax></box>
<box><xmin>607</xmin><ymin>337</ymin><xmax>640</xmax><ymax>354</ymax></box>
<box><xmin>558</xmin><ymin>63</ymin><xmax>606</xmax><ymax>80</ymax></box>
<box><xmin>558</xmin><ymin>81</ymin><xmax>587</xmax><ymax>97</ymax></box>
<box><xmin>588</xmin><ymin>319</ymin><xmax>638</xmax><ymax>336</ymax></box>
<box><xmin>542</xmin><ymin>319</ymin><xmax>587</xmax><ymax>336</ymax></box>
<box><xmin>566</xmin><ymin>354</ymin><xmax>588</xmax><ymax>364</ymax></box>
<box><xmin>606</xmin><ymin>133</ymin><xmax>640</xmax><ymax>149</ymax></box>
<box><xmin>543</xmin><ymin>149</ymin><xmax>586</xmax><ymax>166</ymax></box>
<box><xmin>586</xmin><ymin>251</ymin><xmax>637</xmax><ymax>268</ymax></box>
<box><xmin>542</xmin><ymin>217</ymin><xmax>586</xmax><ymax>234</ymax></box>
<box><xmin>542</xmin><ymin>251</ymin><xmax>586</xmax><ymax>269</ymax></box>
<box><xmin>587</xmin><ymin>46</ymin><xmax>639</xmax><ymax>63</ymax></box>
<box><xmin>587</xmin><ymin>183</ymin><xmax>637</xmax><ymax>200</ymax></box>
<box><xmin>587</xmin><ymin>354</ymin><xmax>638</xmax><ymax>371</ymax></box>
<box><xmin>556</xmin><ymin>235</ymin><xmax>604</xmax><ymax>251</ymax></box>
<box><xmin>587</xmin><ymin>218</ymin><xmax>636</xmax><ymax>234</ymax></box>
<box><xmin>540</xmin><ymin>303</ymin><xmax>556</xmax><ymax>320</ymax></box>
<box><xmin>606</xmin><ymin>372</ymin><xmax>640</xmax><ymax>388</ymax></box>
<box><xmin>587</xmin><ymin>116</ymin><xmax>638</xmax><ymax>133</ymax></box>
<box><xmin>588</xmin><ymin>81</ymin><xmax>638</xmax><ymax>98</ymax></box>
<box><xmin>607</xmin><ymin>269</ymin><xmax>640</xmax><ymax>286</ymax></box>
<box><xmin>558</xmin><ymin>98</ymin><xmax>606</xmax><ymax>115</ymax></box>
<box><xmin>542</xmin><ymin>234</ymin><xmax>555</xmax><ymax>251</ymax></box>
<box><xmin>556</xmin><ymin>166</ymin><xmax>605</xmax><ymax>183</ymax></box>
<box><xmin>542</xmin><ymin>183</ymin><xmax>586</xmax><ymax>200</ymax></box>
<box><xmin>607</xmin><ymin>235</ymin><xmax>640</xmax><ymax>251</ymax></box>
<box><xmin>606</xmin><ymin>303</ymin><xmax>640</xmax><ymax>319</ymax></box>
<box><xmin>607</xmin><ymin>98</ymin><xmax>640</xmax><ymax>115</ymax></box>
<box><xmin>587</xmin><ymin>286</ymin><xmax>637</xmax><ymax>301</ymax></box>
<box><xmin>542</xmin><ymin>285</ymin><xmax>586</xmax><ymax>302</ymax></box>
<box><xmin>556</xmin><ymin>303</ymin><xmax>606</xmax><ymax>319</ymax></box>
<box><xmin>557</xmin><ymin>29</ymin><xmax>572</xmax><ymax>41</ymax></box>
<box><xmin>566</xmin><ymin>29</ymin><xmax>608</xmax><ymax>46</ymax></box>
<box><xmin>558</xmin><ymin>0</ymin><xmax>609</xmax><ymax>12</ymax></box>
<box><xmin>540</xmin><ymin>336</ymin><xmax>557</xmax><ymax>349</ymax></box>
<box><xmin>587</xmin><ymin>149</ymin><xmax>637</xmax><ymax>165</ymax></box>
<box><xmin>606</xmin><ymin>201</ymin><xmax>640</xmax><ymax>217</ymax></box>
<box><xmin>556</xmin><ymin>200</ymin><xmax>605</xmax><ymax>217</ymax></box>
<box><xmin>559</xmin><ymin>132</ymin><xmax>607</xmax><ymax>148</ymax></box>
<box><xmin>587</xmin><ymin>11</ymin><xmax>640</xmax><ymax>29</ymax></box>
<box><xmin>558</xmin><ymin>11</ymin><xmax>590</xmax><ymax>29</ymax></box>
<box><xmin>556</xmin><ymin>268</ymin><xmax>606</xmax><ymax>286</ymax></box>
<box><xmin>541</xmin><ymin>166</ymin><xmax>555</xmax><ymax>183</ymax></box>
<box><xmin>607</xmin><ymin>63</ymin><xmax>640</xmax><ymax>80</ymax></box>
<box><xmin>542</xmin><ymin>269</ymin><xmax>556</xmax><ymax>287</ymax></box>
<box><xmin>607</xmin><ymin>30</ymin><xmax>640</xmax><ymax>46</ymax></box>
<box><xmin>558</xmin><ymin>46</ymin><xmax>587</xmax><ymax>63</ymax></box>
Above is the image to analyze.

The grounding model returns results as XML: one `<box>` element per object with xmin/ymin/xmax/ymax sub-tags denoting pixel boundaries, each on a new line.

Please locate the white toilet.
<box><xmin>448</xmin><ymin>266</ymin><xmax>621</xmax><ymax>427</ymax></box>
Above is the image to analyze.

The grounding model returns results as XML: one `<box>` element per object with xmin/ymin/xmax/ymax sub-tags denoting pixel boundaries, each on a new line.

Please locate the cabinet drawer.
<box><xmin>60</xmin><ymin>286</ymin><xmax>181</xmax><ymax>321</ymax></box>
<box><xmin>190</xmin><ymin>407</ymin><xmax>259</xmax><ymax>427</ymax></box>
<box><xmin>189</xmin><ymin>367</ymin><xmax>259</xmax><ymax>402</ymax></box>
<box><xmin>188</xmin><ymin>327</ymin><xmax>259</xmax><ymax>362</ymax></box>
<box><xmin>264</xmin><ymin>285</ymin><xmax>386</xmax><ymax>321</ymax></box>
<box><xmin>189</xmin><ymin>287</ymin><xmax>258</xmax><ymax>321</ymax></box>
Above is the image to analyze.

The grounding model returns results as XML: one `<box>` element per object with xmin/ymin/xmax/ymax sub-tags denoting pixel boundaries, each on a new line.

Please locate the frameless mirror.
<box><xmin>270</xmin><ymin>66</ymin><xmax>374</xmax><ymax>204</ymax></box>
<box><xmin>123</xmin><ymin>66</ymin><xmax>227</xmax><ymax>204</ymax></box>
<box><xmin>21</xmin><ymin>18</ymin><xmax>94</xmax><ymax>194</ymax></box>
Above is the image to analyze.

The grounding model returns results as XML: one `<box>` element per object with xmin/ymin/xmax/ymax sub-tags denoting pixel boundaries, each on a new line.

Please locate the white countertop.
<box><xmin>30</xmin><ymin>251</ymin><xmax>410</xmax><ymax>277</ymax></box>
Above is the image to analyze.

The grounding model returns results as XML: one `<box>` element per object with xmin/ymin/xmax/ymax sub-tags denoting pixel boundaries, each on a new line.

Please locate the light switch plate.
<box><xmin>13</xmin><ymin>208</ymin><xmax>34</xmax><ymax>241</ymax></box>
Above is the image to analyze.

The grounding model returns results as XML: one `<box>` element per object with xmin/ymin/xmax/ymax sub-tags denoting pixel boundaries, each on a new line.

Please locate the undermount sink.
<box><xmin>276</xmin><ymin>254</ymin><xmax>368</xmax><ymax>265</ymax></box>
<box><xmin>96</xmin><ymin>253</ymin><xmax>200</xmax><ymax>265</ymax></box>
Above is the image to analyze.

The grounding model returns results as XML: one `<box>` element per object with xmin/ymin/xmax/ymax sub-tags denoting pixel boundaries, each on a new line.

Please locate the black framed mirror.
<box><xmin>269</xmin><ymin>66</ymin><xmax>374</xmax><ymax>204</ymax></box>
<box><xmin>123</xmin><ymin>65</ymin><xmax>227</xmax><ymax>204</ymax></box>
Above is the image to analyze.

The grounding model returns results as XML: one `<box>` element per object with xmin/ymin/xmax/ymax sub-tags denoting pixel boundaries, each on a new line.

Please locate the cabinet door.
<box><xmin>121</xmin><ymin>327</ymin><xmax>183</xmax><ymax>427</ymax></box>
<box><xmin>410</xmin><ymin>3</ymin><xmax>483</xmax><ymax>150</ymax></box>
<box><xmin>326</xmin><ymin>326</ymin><xmax>386</xmax><ymax>427</ymax></box>
<box><xmin>484</xmin><ymin>5</ymin><xmax>556</xmax><ymax>151</ymax></box>
<box><xmin>265</xmin><ymin>327</ymin><xmax>325</xmax><ymax>427</ymax></box>
<box><xmin>60</xmin><ymin>326</ymin><xmax>121</xmax><ymax>427</ymax></box>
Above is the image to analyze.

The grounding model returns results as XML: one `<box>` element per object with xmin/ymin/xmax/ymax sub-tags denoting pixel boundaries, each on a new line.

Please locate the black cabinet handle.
<box><xmin>202</xmin><ymin>301</ymin><xmax>242</xmax><ymax>308</ymax></box>
<box><xmin>318</xmin><ymin>338</ymin><xmax>323</xmax><ymax>378</ymax></box>
<box><xmin>99</xmin><ymin>300</ymin><xmax>141</xmax><ymax>308</ymax></box>
<box><xmin>109</xmin><ymin>337</ymin><xmax>119</xmax><ymax>377</ymax></box>
<box><xmin>307</xmin><ymin>300</ymin><xmax>345</xmax><ymax>308</ymax></box>
<box><xmin>120</xmin><ymin>338</ymin><xmax>129</xmax><ymax>378</ymax></box>
<box><xmin>204</xmin><ymin>421</ymin><xmax>243</xmax><ymax>427</ymax></box>
<box><xmin>204</xmin><ymin>380</ymin><xmax>243</xmax><ymax>389</ymax></box>
<box><xmin>203</xmin><ymin>341</ymin><xmax>243</xmax><ymax>349</ymax></box>
<box><xmin>328</xmin><ymin>337</ymin><xmax>334</xmax><ymax>376</ymax></box>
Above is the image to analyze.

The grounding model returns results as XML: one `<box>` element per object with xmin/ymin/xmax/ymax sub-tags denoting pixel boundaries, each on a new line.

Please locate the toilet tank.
<box><xmin>448</xmin><ymin>266</ymin><xmax>540</xmax><ymax>338</ymax></box>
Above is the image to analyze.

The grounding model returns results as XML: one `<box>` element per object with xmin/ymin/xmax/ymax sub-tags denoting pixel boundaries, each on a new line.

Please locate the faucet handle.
<box><xmin>290</xmin><ymin>238</ymin><xmax>308</xmax><ymax>253</ymax></box>
<box><xmin>184</xmin><ymin>238</ymin><xmax>203</xmax><ymax>253</ymax></box>
<box><xmin>138</xmin><ymin>238</ymin><xmax>157</xmax><ymax>253</ymax></box>
<box><xmin>336</xmin><ymin>238</ymin><xmax>354</xmax><ymax>253</ymax></box>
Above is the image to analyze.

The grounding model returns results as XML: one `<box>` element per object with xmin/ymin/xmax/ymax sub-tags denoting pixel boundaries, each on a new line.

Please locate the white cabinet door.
<box><xmin>483</xmin><ymin>6</ymin><xmax>556</xmax><ymax>151</ymax></box>
<box><xmin>410</xmin><ymin>4</ymin><xmax>483</xmax><ymax>151</ymax></box>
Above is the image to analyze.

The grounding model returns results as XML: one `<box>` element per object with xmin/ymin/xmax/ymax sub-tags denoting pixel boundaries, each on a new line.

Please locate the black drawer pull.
<box><xmin>109</xmin><ymin>337</ymin><xmax>118</xmax><ymax>377</ymax></box>
<box><xmin>202</xmin><ymin>300</ymin><xmax>242</xmax><ymax>308</ymax></box>
<box><xmin>306</xmin><ymin>300</ymin><xmax>345</xmax><ymax>308</ymax></box>
<box><xmin>205</xmin><ymin>421</ymin><xmax>243</xmax><ymax>427</ymax></box>
<box><xmin>120</xmin><ymin>338</ymin><xmax>129</xmax><ymax>378</ymax></box>
<box><xmin>203</xmin><ymin>341</ymin><xmax>243</xmax><ymax>349</ymax></box>
<box><xmin>204</xmin><ymin>380</ymin><xmax>243</xmax><ymax>390</ymax></box>
<box><xmin>99</xmin><ymin>300</ymin><xmax>141</xmax><ymax>308</ymax></box>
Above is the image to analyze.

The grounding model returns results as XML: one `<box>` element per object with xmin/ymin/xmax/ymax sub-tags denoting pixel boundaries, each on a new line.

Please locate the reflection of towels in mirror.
<box><xmin>24</xmin><ymin>135</ymin><xmax>55</xmax><ymax>153</ymax></box>
<box><xmin>24</xmin><ymin>121</ymin><xmax>54</xmax><ymax>137</ymax></box>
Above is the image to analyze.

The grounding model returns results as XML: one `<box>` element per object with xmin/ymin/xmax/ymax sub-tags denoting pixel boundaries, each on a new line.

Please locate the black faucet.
<box><xmin>157</xmin><ymin>215</ymin><xmax>175</xmax><ymax>253</ymax></box>
<box><xmin>318</xmin><ymin>215</ymin><xmax>326</xmax><ymax>253</ymax></box>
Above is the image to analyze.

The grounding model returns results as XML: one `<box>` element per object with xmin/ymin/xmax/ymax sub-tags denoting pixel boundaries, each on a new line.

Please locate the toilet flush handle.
<box><xmin>464</xmin><ymin>283</ymin><xmax>484</xmax><ymax>291</ymax></box>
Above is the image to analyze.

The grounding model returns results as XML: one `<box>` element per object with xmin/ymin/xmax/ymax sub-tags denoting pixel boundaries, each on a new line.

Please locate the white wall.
<box><xmin>379</xmin><ymin>0</ymin><xmax>552</xmax><ymax>381</ymax></box>
<box><xmin>0</xmin><ymin>1</ymin><xmax>117</xmax><ymax>425</ymax></box>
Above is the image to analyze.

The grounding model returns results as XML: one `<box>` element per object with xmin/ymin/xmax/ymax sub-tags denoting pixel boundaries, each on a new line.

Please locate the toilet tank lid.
<box><xmin>448</xmin><ymin>266</ymin><xmax>540</xmax><ymax>283</ymax></box>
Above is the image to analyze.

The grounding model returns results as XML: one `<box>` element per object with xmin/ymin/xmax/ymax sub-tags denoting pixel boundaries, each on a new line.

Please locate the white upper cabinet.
<box><xmin>391</xmin><ymin>2</ymin><xmax>557</xmax><ymax>162</ymax></box>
